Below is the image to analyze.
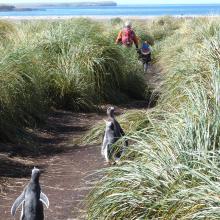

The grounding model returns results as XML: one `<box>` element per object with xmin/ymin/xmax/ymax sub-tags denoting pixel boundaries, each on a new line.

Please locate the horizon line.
<box><xmin>2</xmin><ymin>2</ymin><xmax>220</xmax><ymax>6</ymax></box>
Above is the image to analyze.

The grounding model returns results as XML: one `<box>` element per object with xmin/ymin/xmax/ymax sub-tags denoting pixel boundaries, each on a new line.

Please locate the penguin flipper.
<box><xmin>11</xmin><ymin>190</ymin><xmax>25</xmax><ymax>216</ymax></box>
<box><xmin>40</xmin><ymin>192</ymin><xmax>49</xmax><ymax>208</ymax></box>
<box><xmin>20</xmin><ymin>203</ymin><xmax>25</xmax><ymax>220</ymax></box>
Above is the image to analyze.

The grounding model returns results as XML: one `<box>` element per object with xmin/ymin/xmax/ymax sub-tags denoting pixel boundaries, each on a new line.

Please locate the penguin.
<box><xmin>102</xmin><ymin>107</ymin><xmax>128</xmax><ymax>163</ymax></box>
<box><xmin>11</xmin><ymin>167</ymin><xmax>49</xmax><ymax>220</ymax></box>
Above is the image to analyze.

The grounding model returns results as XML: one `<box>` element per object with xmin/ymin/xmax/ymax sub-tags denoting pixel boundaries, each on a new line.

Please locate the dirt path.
<box><xmin>0</xmin><ymin>110</ymin><xmax>106</xmax><ymax>220</ymax></box>
<box><xmin>0</xmin><ymin>65</ymin><xmax>160</xmax><ymax>220</ymax></box>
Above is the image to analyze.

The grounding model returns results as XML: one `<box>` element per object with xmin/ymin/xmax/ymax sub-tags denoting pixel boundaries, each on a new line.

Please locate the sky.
<box><xmin>0</xmin><ymin>0</ymin><xmax>220</xmax><ymax>4</ymax></box>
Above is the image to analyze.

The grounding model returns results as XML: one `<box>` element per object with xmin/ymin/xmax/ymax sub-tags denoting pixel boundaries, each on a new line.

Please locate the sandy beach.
<box><xmin>0</xmin><ymin>15</ymin><xmax>158</xmax><ymax>20</ymax></box>
<box><xmin>0</xmin><ymin>14</ymin><xmax>219</xmax><ymax>21</ymax></box>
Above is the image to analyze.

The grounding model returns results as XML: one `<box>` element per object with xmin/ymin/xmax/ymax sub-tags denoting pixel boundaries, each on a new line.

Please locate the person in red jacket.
<box><xmin>115</xmin><ymin>21</ymin><xmax>139</xmax><ymax>49</ymax></box>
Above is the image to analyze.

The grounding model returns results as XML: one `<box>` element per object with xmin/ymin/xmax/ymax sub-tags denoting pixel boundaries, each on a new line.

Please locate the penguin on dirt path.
<box><xmin>11</xmin><ymin>167</ymin><xmax>49</xmax><ymax>220</ymax></box>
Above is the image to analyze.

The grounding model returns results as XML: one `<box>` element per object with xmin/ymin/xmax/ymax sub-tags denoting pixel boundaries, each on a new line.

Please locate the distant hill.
<box><xmin>15</xmin><ymin>1</ymin><xmax>117</xmax><ymax>8</ymax></box>
<box><xmin>69</xmin><ymin>1</ymin><xmax>117</xmax><ymax>6</ymax></box>
<box><xmin>0</xmin><ymin>1</ymin><xmax>117</xmax><ymax>12</ymax></box>
<box><xmin>0</xmin><ymin>4</ymin><xmax>40</xmax><ymax>12</ymax></box>
<box><xmin>0</xmin><ymin>5</ymin><xmax>15</xmax><ymax>11</ymax></box>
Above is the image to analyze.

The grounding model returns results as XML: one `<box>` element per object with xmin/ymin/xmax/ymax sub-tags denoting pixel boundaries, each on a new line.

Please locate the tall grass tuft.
<box><xmin>87</xmin><ymin>17</ymin><xmax>220</xmax><ymax>219</ymax></box>
<box><xmin>0</xmin><ymin>19</ymin><xmax>146</xmax><ymax>140</ymax></box>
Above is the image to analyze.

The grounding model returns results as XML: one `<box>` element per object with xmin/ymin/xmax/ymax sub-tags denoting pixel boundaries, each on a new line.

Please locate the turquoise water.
<box><xmin>0</xmin><ymin>4</ymin><xmax>220</xmax><ymax>16</ymax></box>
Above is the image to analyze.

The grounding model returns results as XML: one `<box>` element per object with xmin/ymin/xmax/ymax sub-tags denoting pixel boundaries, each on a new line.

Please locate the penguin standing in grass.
<box><xmin>11</xmin><ymin>167</ymin><xmax>49</xmax><ymax>220</ymax></box>
<box><xmin>102</xmin><ymin>107</ymin><xmax>128</xmax><ymax>163</ymax></box>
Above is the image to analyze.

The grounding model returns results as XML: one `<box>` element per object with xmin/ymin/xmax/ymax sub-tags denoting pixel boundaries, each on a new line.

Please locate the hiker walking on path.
<box><xmin>115</xmin><ymin>21</ymin><xmax>139</xmax><ymax>49</ymax></box>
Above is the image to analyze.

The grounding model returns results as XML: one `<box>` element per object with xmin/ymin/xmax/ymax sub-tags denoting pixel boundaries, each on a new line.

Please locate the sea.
<box><xmin>0</xmin><ymin>4</ymin><xmax>220</xmax><ymax>17</ymax></box>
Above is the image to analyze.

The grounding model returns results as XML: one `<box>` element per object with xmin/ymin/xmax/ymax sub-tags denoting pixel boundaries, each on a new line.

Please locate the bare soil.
<box><xmin>0</xmin><ymin>110</ymin><xmax>106</xmax><ymax>220</ymax></box>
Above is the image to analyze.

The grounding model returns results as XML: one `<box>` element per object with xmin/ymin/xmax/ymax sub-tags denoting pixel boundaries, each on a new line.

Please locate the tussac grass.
<box><xmin>87</xmin><ymin>17</ymin><xmax>220</xmax><ymax>219</ymax></box>
<box><xmin>0</xmin><ymin>19</ymin><xmax>146</xmax><ymax>141</ymax></box>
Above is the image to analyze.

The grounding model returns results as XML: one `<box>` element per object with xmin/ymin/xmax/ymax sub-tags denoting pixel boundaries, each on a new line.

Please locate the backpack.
<box><xmin>122</xmin><ymin>28</ymin><xmax>134</xmax><ymax>46</ymax></box>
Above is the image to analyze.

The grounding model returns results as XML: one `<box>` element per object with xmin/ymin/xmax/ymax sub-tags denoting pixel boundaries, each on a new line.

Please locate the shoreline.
<box><xmin>0</xmin><ymin>14</ymin><xmax>219</xmax><ymax>20</ymax></box>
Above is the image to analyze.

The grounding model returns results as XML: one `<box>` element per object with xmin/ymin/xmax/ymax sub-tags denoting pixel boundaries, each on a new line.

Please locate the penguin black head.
<box><xmin>31</xmin><ymin>167</ymin><xmax>40</xmax><ymax>182</ymax></box>
<box><xmin>107</xmin><ymin>106</ymin><xmax>115</xmax><ymax>118</ymax></box>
